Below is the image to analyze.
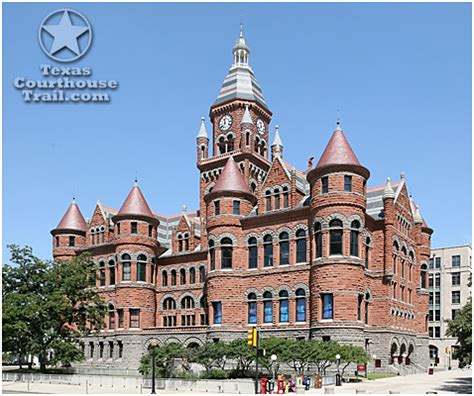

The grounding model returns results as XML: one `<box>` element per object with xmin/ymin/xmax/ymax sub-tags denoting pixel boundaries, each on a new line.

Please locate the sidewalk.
<box><xmin>307</xmin><ymin>368</ymin><xmax>472</xmax><ymax>394</ymax></box>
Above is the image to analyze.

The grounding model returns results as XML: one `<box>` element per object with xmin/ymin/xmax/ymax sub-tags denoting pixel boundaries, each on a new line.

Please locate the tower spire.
<box><xmin>232</xmin><ymin>23</ymin><xmax>250</xmax><ymax>68</ymax></box>
<box><xmin>197</xmin><ymin>116</ymin><xmax>209</xmax><ymax>139</ymax></box>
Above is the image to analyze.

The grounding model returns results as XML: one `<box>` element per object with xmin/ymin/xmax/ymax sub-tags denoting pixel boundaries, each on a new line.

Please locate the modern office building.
<box><xmin>428</xmin><ymin>245</ymin><xmax>472</xmax><ymax>368</ymax></box>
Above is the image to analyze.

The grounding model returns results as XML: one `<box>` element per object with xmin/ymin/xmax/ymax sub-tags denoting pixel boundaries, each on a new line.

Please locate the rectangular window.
<box><xmin>69</xmin><ymin>236</ymin><xmax>75</xmax><ymax>247</ymax></box>
<box><xmin>118</xmin><ymin>341</ymin><xmax>123</xmax><ymax>358</ymax></box>
<box><xmin>117</xmin><ymin>309</ymin><xmax>124</xmax><ymax>328</ymax></box>
<box><xmin>434</xmin><ymin>310</ymin><xmax>441</xmax><ymax>321</ymax></box>
<box><xmin>148</xmin><ymin>225</ymin><xmax>153</xmax><ymax>237</ymax></box>
<box><xmin>452</xmin><ymin>272</ymin><xmax>461</xmax><ymax>286</ymax></box>
<box><xmin>452</xmin><ymin>255</ymin><xmax>461</xmax><ymax>267</ymax></box>
<box><xmin>123</xmin><ymin>263</ymin><xmax>131</xmax><ymax>281</ymax></box>
<box><xmin>452</xmin><ymin>291</ymin><xmax>461</xmax><ymax>304</ymax></box>
<box><xmin>428</xmin><ymin>327</ymin><xmax>433</xmax><ymax>337</ymax></box>
<box><xmin>358</xmin><ymin>295</ymin><xmax>363</xmax><ymax>321</ymax></box>
<box><xmin>264</xmin><ymin>301</ymin><xmax>273</xmax><ymax>323</ymax></box>
<box><xmin>280</xmin><ymin>300</ymin><xmax>289</xmax><ymax>322</ymax></box>
<box><xmin>109</xmin><ymin>341</ymin><xmax>114</xmax><ymax>359</ymax></box>
<box><xmin>99</xmin><ymin>342</ymin><xmax>104</xmax><ymax>359</ymax></box>
<box><xmin>200</xmin><ymin>313</ymin><xmax>208</xmax><ymax>325</ymax></box>
<box><xmin>131</xmin><ymin>222</ymin><xmax>138</xmax><ymax>234</ymax></box>
<box><xmin>248</xmin><ymin>302</ymin><xmax>257</xmax><ymax>324</ymax></box>
<box><xmin>322</xmin><ymin>294</ymin><xmax>333</xmax><ymax>319</ymax></box>
<box><xmin>321</xmin><ymin>176</ymin><xmax>329</xmax><ymax>193</ymax></box>
<box><xmin>117</xmin><ymin>223</ymin><xmax>121</xmax><ymax>235</ymax></box>
<box><xmin>233</xmin><ymin>200</ymin><xmax>240</xmax><ymax>215</ymax></box>
<box><xmin>55</xmin><ymin>236</ymin><xmax>60</xmax><ymax>247</ymax></box>
<box><xmin>109</xmin><ymin>311</ymin><xmax>115</xmax><ymax>329</ymax></box>
<box><xmin>138</xmin><ymin>263</ymin><xmax>146</xmax><ymax>282</ymax></box>
<box><xmin>110</xmin><ymin>266</ymin><xmax>115</xmax><ymax>286</ymax></box>
<box><xmin>429</xmin><ymin>258</ymin><xmax>434</xmax><ymax>269</ymax></box>
<box><xmin>129</xmin><ymin>309</ymin><xmax>140</xmax><ymax>328</ymax></box>
<box><xmin>435</xmin><ymin>257</ymin><xmax>441</xmax><ymax>268</ymax></box>
<box><xmin>100</xmin><ymin>269</ymin><xmax>106</xmax><ymax>287</ymax></box>
<box><xmin>435</xmin><ymin>292</ymin><xmax>440</xmax><ymax>305</ymax></box>
<box><xmin>435</xmin><ymin>274</ymin><xmax>441</xmax><ymax>287</ymax></box>
<box><xmin>344</xmin><ymin>175</ymin><xmax>352</xmax><ymax>192</ymax></box>
<box><xmin>213</xmin><ymin>302</ymin><xmax>222</xmax><ymax>324</ymax></box>
<box><xmin>322</xmin><ymin>336</ymin><xmax>331</xmax><ymax>342</ymax></box>
<box><xmin>89</xmin><ymin>342</ymin><xmax>94</xmax><ymax>358</ymax></box>
<box><xmin>215</xmin><ymin>201</ymin><xmax>220</xmax><ymax>215</ymax></box>
<box><xmin>434</xmin><ymin>327</ymin><xmax>441</xmax><ymax>338</ymax></box>
<box><xmin>429</xmin><ymin>275</ymin><xmax>434</xmax><ymax>288</ymax></box>
<box><xmin>266</xmin><ymin>195</ymin><xmax>271</xmax><ymax>211</ymax></box>
<box><xmin>452</xmin><ymin>309</ymin><xmax>458</xmax><ymax>320</ymax></box>
<box><xmin>428</xmin><ymin>310</ymin><xmax>433</xmax><ymax>321</ymax></box>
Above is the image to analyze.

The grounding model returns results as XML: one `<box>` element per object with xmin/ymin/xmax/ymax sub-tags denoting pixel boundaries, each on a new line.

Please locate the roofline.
<box><xmin>431</xmin><ymin>244</ymin><xmax>472</xmax><ymax>251</ymax></box>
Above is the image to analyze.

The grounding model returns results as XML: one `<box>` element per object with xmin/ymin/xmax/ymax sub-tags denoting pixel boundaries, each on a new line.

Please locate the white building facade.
<box><xmin>428</xmin><ymin>245</ymin><xmax>472</xmax><ymax>369</ymax></box>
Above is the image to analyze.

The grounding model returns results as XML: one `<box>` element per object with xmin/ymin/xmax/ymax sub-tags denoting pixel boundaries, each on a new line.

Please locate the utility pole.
<box><xmin>248</xmin><ymin>326</ymin><xmax>259</xmax><ymax>394</ymax></box>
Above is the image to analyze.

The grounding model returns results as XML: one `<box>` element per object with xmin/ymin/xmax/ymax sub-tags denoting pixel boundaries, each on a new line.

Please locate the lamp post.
<box><xmin>271</xmin><ymin>354</ymin><xmax>278</xmax><ymax>391</ymax></box>
<box><xmin>335</xmin><ymin>354</ymin><xmax>341</xmax><ymax>386</ymax></box>
<box><xmin>149</xmin><ymin>339</ymin><xmax>159</xmax><ymax>394</ymax></box>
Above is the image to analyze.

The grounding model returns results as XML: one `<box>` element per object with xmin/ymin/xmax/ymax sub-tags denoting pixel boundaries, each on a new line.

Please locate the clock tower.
<box><xmin>196</xmin><ymin>25</ymin><xmax>273</xmax><ymax>246</ymax></box>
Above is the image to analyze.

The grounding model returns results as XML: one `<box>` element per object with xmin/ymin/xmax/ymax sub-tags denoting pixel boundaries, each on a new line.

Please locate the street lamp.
<box><xmin>270</xmin><ymin>354</ymin><xmax>278</xmax><ymax>391</ymax></box>
<box><xmin>149</xmin><ymin>339</ymin><xmax>159</xmax><ymax>394</ymax></box>
<box><xmin>335</xmin><ymin>354</ymin><xmax>341</xmax><ymax>386</ymax></box>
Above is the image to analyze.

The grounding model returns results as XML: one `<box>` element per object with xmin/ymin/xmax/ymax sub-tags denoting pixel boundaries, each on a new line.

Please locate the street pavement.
<box><xmin>2</xmin><ymin>368</ymin><xmax>472</xmax><ymax>394</ymax></box>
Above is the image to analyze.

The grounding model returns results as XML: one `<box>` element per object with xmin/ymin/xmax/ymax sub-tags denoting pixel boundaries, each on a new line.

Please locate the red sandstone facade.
<box><xmin>51</xmin><ymin>29</ymin><xmax>433</xmax><ymax>371</ymax></box>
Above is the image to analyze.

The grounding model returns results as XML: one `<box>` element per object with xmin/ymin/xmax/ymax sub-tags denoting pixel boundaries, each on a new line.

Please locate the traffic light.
<box><xmin>247</xmin><ymin>327</ymin><xmax>257</xmax><ymax>347</ymax></box>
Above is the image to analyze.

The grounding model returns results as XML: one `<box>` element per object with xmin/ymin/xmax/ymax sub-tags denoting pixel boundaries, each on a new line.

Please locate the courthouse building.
<box><xmin>51</xmin><ymin>28</ymin><xmax>432</xmax><ymax>372</ymax></box>
<box><xmin>428</xmin><ymin>245</ymin><xmax>472</xmax><ymax>369</ymax></box>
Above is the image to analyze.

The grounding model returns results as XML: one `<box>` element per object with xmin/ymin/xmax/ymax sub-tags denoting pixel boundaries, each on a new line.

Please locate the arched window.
<box><xmin>209</xmin><ymin>240</ymin><xmax>215</xmax><ymax>271</ymax></box>
<box><xmin>250</xmin><ymin>182</ymin><xmax>257</xmax><ymax>193</ymax></box>
<box><xmin>150</xmin><ymin>258</ymin><xmax>155</xmax><ymax>285</ymax></box>
<box><xmin>279</xmin><ymin>290</ymin><xmax>289</xmax><ymax>322</ymax></box>
<box><xmin>420</xmin><ymin>264</ymin><xmax>427</xmax><ymax>289</ymax></box>
<box><xmin>181</xmin><ymin>296</ymin><xmax>195</xmax><ymax>309</ymax></box>
<box><xmin>350</xmin><ymin>220</ymin><xmax>360</xmax><ymax>257</ymax></box>
<box><xmin>184</xmin><ymin>233</ymin><xmax>190</xmax><ymax>251</ymax></box>
<box><xmin>365</xmin><ymin>293</ymin><xmax>370</xmax><ymax>324</ymax></box>
<box><xmin>163</xmin><ymin>297</ymin><xmax>176</xmax><ymax>310</ymax></box>
<box><xmin>189</xmin><ymin>268</ymin><xmax>196</xmax><ymax>284</ymax></box>
<box><xmin>329</xmin><ymin>220</ymin><xmax>343</xmax><ymax>255</ymax></box>
<box><xmin>274</xmin><ymin>189</ymin><xmax>280</xmax><ymax>210</ymax></box>
<box><xmin>263</xmin><ymin>235</ymin><xmax>273</xmax><ymax>267</ymax></box>
<box><xmin>137</xmin><ymin>254</ymin><xmax>147</xmax><ymax>282</ymax></box>
<box><xmin>365</xmin><ymin>237</ymin><xmax>371</xmax><ymax>269</ymax></box>
<box><xmin>314</xmin><ymin>222</ymin><xmax>322</xmax><ymax>258</ymax></box>
<box><xmin>180</xmin><ymin>268</ymin><xmax>186</xmax><ymax>285</ymax></box>
<box><xmin>282</xmin><ymin>187</ymin><xmax>289</xmax><ymax>208</ymax></box>
<box><xmin>265</xmin><ymin>191</ymin><xmax>271</xmax><ymax>211</ymax></box>
<box><xmin>263</xmin><ymin>291</ymin><xmax>273</xmax><ymax>323</ymax></box>
<box><xmin>296</xmin><ymin>229</ymin><xmax>307</xmax><ymax>263</ymax></box>
<box><xmin>218</xmin><ymin>136</ymin><xmax>225</xmax><ymax>154</ymax></box>
<box><xmin>109</xmin><ymin>260</ymin><xmax>116</xmax><ymax>286</ymax></box>
<box><xmin>246</xmin><ymin>132</ymin><xmax>250</xmax><ymax>146</ymax></box>
<box><xmin>393</xmin><ymin>242</ymin><xmax>399</xmax><ymax>274</ymax></box>
<box><xmin>199</xmin><ymin>266</ymin><xmax>206</xmax><ymax>283</ymax></box>
<box><xmin>122</xmin><ymin>254</ymin><xmax>131</xmax><ymax>281</ymax></box>
<box><xmin>162</xmin><ymin>270</ymin><xmax>168</xmax><ymax>286</ymax></box>
<box><xmin>255</xmin><ymin>136</ymin><xmax>260</xmax><ymax>153</ymax></box>
<box><xmin>99</xmin><ymin>261</ymin><xmax>106</xmax><ymax>287</ymax></box>
<box><xmin>108</xmin><ymin>304</ymin><xmax>115</xmax><ymax>329</ymax></box>
<box><xmin>296</xmin><ymin>289</ymin><xmax>306</xmax><ymax>322</ymax></box>
<box><xmin>227</xmin><ymin>135</ymin><xmax>234</xmax><ymax>151</ymax></box>
<box><xmin>322</xmin><ymin>293</ymin><xmax>333</xmax><ymax>319</ymax></box>
<box><xmin>279</xmin><ymin>232</ymin><xmax>289</xmax><ymax>265</ymax></box>
<box><xmin>171</xmin><ymin>270</ymin><xmax>177</xmax><ymax>286</ymax></box>
<box><xmin>248</xmin><ymin>237</ymin><xmax>258</xmax><ymax>269</ymax></box>
<box><xmin>260</xmin><ymin>142</ymin><xmax>266</xmax><ymax>156</ymax></box>
<box><xmin>178</xmin><ymin>235</ymin><xmax>183</xmax><ymax>252</ymax></box>
<box><xmin>248</xmin><ymin>293</ymin><xmax>257</xmax><ymax>324</ymax></box>
<box><xmin>221</xmin><ymin>238</ymin><xmax>233</xmax><ymax>269</ymax></box>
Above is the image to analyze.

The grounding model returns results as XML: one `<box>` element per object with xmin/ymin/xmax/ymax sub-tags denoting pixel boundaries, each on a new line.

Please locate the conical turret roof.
<box><xmin>117</xmin><ymin>182</ymin><xmax>154</xmax><ymax>219</ymax></box>
<box><xmin>316</xmin><ymin>125</ymin><xmax>361</xmax><ymax>168</ymax></box>
<box><xmin>213</xmin><ymin>157</ymin><xmax>250</xmax><ymax>194</ymax></box>
<box><xmin>55</xmin><ymin>199</ymin><xmax>87</xmax><ymax>232</ymax></box>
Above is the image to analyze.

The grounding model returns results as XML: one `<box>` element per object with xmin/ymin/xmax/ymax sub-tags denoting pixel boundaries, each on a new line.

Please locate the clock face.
<box><xmin>219</xmin><ymin>115</ymin><xmax>233</xmax><ymax>131</ymax></box>
<box><xmin>256</xmin><ymin>119</ymin><xmax>265</xmax><ymax>134</ymax></box>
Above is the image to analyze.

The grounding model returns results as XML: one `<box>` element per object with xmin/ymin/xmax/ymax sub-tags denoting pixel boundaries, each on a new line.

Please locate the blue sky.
<box><xmin>3</xmin><ymin>2</ymin><xmax>471</xmax><ymax>261</ymax></box>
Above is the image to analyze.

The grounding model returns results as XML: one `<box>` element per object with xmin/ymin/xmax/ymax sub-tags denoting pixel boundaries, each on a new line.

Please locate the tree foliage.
<box><xmin>2</xmin><ymin>245</ymin><xmax>107</xmax><ymax>371</ymax></box>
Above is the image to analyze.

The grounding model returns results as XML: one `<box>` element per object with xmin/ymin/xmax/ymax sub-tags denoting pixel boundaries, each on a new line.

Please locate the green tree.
<box><xmin>446</xmin><ymin>303</ymin><xmax>472</xmax><ymax>367</ymax></box>
<box><xmin>227</xmin><ymin>339</ymin><xmax>255</xmax><ymax>377</ymax></box>
<box><xmin>259</xmin><ymin>337</ymin><xmax>288</xmax><ymax>375</ymax></box>
<box><xmin>2</xmin><ymin>245</ymin><xmax>106</xmax><ymax>371</ymax></box>
<box><xmin>308</xmin><ymin>341</ymin><xmax>339</xmax><ymax>375</ymax></box>
<box><xmin>139</xmin><ymin>343</ymin><xmax>184</xmax><ymax>378</ymax></box>
<box><xmin>337</xmin><ymin>344</ymin><xmax>369</xmax><ymax>379</ymax></box>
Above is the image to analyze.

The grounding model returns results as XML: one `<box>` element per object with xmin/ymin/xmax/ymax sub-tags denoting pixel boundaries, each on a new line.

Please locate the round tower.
<box><xmin>306</xmin><ymin>122</ymin><xmax>370</xmax><ymax>339</ymax></box>
<box><xmin>51</xmin><ymin>198</ymin><xmax>87</xmax><ymax>261</ymax></box>
<box><xmin>196</xmin><ymin>117</ymin><xmax>209</xmax><ymax>162</ymax></box>
<box><xmin>203</xmin><ymin>156</ymin><xmax>257</xmax><ymax>333</ymax></box>
<box><xmin>112</xmin><ymin>181</ymin><xmax>160</xmax><ymax>329</ymax></box>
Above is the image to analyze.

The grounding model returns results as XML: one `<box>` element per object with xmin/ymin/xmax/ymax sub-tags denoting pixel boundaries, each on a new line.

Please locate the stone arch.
<box><xmin>274</xmin><ymin>285</ymin><xmax>292</xmax><ymax>297</ymax></box>
<box><xmin>245</xmin><ymin>233</ymin><xmax>262</xmax><ymax>245</ymax></box>
<box><xmin>205</xmin><ymin>182</ymin><xmax>216</xmax><ymax>195</ymax></box>
<box><xmin>312</xmin><ymin>216</ymin><xmax>327</xmax><ymax>230</ymax></box>
<box><xmin>183</xmin><ymin>337</ymin><xmax>203</xmax><ymax>348</ymax></box>
<box><xmin>325</xmin><ymin>213</ymin><xmax>347</xmax><ymax>227</ymax></box>
<box><xmin>262</xmin><ymin>230</ymin><xmax>278</xmax><ymax>240</ymax></box>
<box><xmin>160</xmin><ymin>293</ymin><xmax>177</xmax><ymax>309</ymax></box>
<box><xmin>179</xmin><ymin>292</ymin><xmax>199</xmax><ymax>307</ymax></box>
<box><xmin>143</xmin><ymin>337</ymin><xmax>162</xmax><ymax>350</ymax></box>
<box><xmin>245</xmin><ymin>287</ymin><xmax>260</xmax><ymax>298</ymax></box>
<box><xmin>163</xmin><ymin>337</ymin><xmax>182</xmax><ymax>345</ymax></box>
<box><xmin>215</xmin><ymin>232</ymin><xmax>237</xmax><ymax>246</ymax></box>
<box><xmin>276</xmin><ymin>226</ymin><xmax>294</xmax><ymax>239</ymax></box>
<box><xmin>294</xmin><ymin>223</ymin><xmax>309</xmax><ymax>234</ymax></box>
<box><xmin>347</xmin><ymin>214</ymin><xmax>364</xmax><ymax>229</ymax></box>
<box><xmin>293</xmin><ymin>283</ymin><xmax>310</xmax><ymax>296</ymax></box>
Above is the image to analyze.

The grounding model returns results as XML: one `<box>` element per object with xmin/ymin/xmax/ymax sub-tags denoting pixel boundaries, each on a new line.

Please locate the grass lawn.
<box><xmin>367</xmin><ymin>373</ymin><xmax>397</xmax><ymax>380</ymax></box>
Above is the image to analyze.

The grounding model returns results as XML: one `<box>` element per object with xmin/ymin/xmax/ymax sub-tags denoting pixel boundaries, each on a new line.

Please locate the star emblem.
<box><xmin>39</xmin><ymin>9</ymin><xmax>92</xmax><ymax>62</ymax></box>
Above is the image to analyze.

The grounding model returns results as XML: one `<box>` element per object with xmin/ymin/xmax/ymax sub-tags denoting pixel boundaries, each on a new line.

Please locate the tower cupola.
<box><xmin>271</xmin><ymin>125</ymin><xmax>284</xmax><ymax>160</ymax></box>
